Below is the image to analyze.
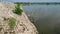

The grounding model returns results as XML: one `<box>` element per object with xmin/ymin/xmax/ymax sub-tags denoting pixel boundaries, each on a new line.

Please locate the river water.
<box><xmin>22</xmin><ymin>4</ymin><xmax>60</xmax><ymax>34</ymax></box>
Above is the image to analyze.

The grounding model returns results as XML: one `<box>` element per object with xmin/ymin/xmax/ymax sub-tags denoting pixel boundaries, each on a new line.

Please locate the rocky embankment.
<box><xmin>0</xmin><ymin>3</ymin><xmax>38</xmax><ymax>34</ymax></box>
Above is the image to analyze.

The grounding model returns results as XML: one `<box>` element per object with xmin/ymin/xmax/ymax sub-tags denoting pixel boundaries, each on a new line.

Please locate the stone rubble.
<box><xmin>0</xmin><ymin>3</ymin><xmax>38</xmax><ymax>34</ymax></box>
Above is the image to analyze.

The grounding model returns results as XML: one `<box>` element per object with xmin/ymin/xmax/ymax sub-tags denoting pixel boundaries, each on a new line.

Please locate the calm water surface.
<box><xmin>23</xmin><ymin>5</ymin><xmax>60</xmax><ymax>34</ymax></box>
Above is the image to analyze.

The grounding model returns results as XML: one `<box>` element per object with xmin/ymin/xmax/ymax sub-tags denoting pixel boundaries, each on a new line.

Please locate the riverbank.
<box><xmin>0</xmin><ymin>3</ymin><xmax>38</xmax><ymax>34</ymax></box>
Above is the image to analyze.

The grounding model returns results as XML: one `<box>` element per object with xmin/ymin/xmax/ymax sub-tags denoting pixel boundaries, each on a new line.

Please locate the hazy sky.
<box><xmin>1</xmin><ymin>0</ymin><xmax>60</xmax><ymax>2</ymax></box>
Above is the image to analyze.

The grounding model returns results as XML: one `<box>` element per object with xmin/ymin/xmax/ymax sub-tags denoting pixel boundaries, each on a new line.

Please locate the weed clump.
<box><xmin>3</xmin><ymin>17</ymin><xmax>16</xmax><ymax>30</ymax></box>
<box><xmin>3</xmin><ymin>17</ymin><xmax>9</xmax><ymax>21</ymax></box>
<box><xmin>13</xmin><ymin>4</ymin><xmax>23</xmax><ymax>15</ymax></box>
<box><xmin>9</xmin><ymin>17</ymin><xmax>16</xmax><ymax>29</ymax></box>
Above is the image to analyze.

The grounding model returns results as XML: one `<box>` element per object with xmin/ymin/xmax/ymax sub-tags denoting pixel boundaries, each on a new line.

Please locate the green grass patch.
<box><xmin>9</xmin><ymin>17</ymin><xmax>16</xmax><ymax>29</ymax></box>
<box><xmin>13</xmin><ymin>4</ymin><xmax>23</xmax><ymax>15</ymax></box>
<box><xmin>3</xmin><ymin>17</ymin><xmax>16</xmax><ymax>30</ymax></box>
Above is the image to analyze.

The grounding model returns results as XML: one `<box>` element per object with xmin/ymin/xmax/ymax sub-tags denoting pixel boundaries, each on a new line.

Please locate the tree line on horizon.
<box><xmin>14</xmin><ymin>2</ymin><xmax>60</xmax><ymax>6</ymax></box>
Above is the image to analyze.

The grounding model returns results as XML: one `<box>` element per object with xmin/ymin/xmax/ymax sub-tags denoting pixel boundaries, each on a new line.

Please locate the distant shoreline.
<box><xmin>14</xmin><ymin>2</ymin><xmax>60</xmax><ymax>4</ymax></box>
<box><xmin>14</xmin><ymin>2</ymin><xmax>60</xmax><ymax>6</ymax></box>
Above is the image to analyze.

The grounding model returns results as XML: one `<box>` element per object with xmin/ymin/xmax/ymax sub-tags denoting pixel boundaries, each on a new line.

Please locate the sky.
<box><xmin>1</xmin><ymin>0</ymin><xmax>60</xmax><ymax>2</ymax></box>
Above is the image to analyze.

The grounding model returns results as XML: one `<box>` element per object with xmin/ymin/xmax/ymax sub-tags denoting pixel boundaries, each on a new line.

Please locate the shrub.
<box><xmin>13</xmin><ymin>4</ymin><xmax>23</xmax><ymax>15</ymax></box>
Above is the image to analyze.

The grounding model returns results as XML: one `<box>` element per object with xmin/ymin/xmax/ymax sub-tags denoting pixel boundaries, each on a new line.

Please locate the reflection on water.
<box><xmin>23</xmin><ymin>5</ymin><xmax>60</xmax><ymax>34</ymax></box>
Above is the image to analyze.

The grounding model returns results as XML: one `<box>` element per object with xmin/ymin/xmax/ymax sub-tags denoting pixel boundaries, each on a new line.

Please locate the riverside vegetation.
<box><xmin>13</xmin><ymin>3</ymin><xmax>23</xmax><ymax>15</ymax></box>
<box><xmin>3</xmin><ymin>17</ymin><xmax>16</xmax><ymax>30</ymax></box>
